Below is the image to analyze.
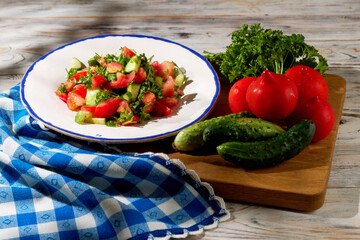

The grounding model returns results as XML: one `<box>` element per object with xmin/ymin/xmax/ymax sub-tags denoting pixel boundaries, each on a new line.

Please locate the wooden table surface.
<box><xmin>1</xmin><ymin>0</ymin><xmax>359</xmax><ymax>239</ymax></box>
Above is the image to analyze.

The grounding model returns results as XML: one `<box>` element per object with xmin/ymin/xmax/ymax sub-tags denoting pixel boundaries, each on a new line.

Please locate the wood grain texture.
<box><xmin>1</xmin><ymin>0</ymin><xmax>359</xmax><ymax>239</ymax></box>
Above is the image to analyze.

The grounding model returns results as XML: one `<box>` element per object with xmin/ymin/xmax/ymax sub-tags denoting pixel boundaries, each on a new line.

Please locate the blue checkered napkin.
<box><xmin>0</xmin><ymin>85</ymin><xmax>229</xmax><ymax>240</ymax></box>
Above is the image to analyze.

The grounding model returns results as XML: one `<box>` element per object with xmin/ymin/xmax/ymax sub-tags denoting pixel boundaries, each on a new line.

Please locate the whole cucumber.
<box><xmin>203</xmin><ymin>117</ymin><xmax>285</xmax><ymax>147</ymax></box>
<box><xmin>172</xmin><ymin>111</ymin><xmax>254</xmax><ymax>151</ymax></box>
<box><xmin>216</xmin><ymin>120</ymin><xmax>315</xmax><ymax>169</ymax></box>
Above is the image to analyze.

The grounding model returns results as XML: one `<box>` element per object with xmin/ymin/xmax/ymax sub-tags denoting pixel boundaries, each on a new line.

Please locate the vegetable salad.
<box><xmin>55</xmin><ymin>46</ymin><xmax>187</xmax><ymax>127</ymax></box>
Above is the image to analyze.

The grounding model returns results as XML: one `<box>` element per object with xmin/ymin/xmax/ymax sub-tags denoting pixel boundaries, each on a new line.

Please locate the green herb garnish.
<box><xmin>56</xmin><ymin>84</ymin><xmax>67</xmax><ymax>93</ymax></box>
<box><xmin>65</xmin><ymin>68</ymin><xmax>78</xmax><ymax>81</ymax></box>
<box><xmin>78</xmin><ymin>73</ymin><xmax>92</xmax><ymax>89</ymax></box>
<box><xmin>94</xmin><ymin>89</ymin><xmax>121</xmax><ymax>105</ymax></box>
<box><xmin>204</xmin><ymin>23</ymin><xmax>328</xmax><ymax>83</ymax></box>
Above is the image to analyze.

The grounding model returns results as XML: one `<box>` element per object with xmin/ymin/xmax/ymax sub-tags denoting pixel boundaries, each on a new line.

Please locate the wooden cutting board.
<box><xmin>121</xmin><ymin>73</ymin><xmax>346</xmax><ymax>211</ymax></box>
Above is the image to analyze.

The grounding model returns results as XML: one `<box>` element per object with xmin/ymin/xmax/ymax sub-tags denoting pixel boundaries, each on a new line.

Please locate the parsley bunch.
<box><xmin>204</xmin><ymin>24</ymin><xmax>328</xmax><ymax>83</ymax></box>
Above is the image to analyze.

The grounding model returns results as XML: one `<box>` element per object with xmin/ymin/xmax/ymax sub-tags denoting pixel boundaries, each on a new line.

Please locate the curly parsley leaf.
<box><xmin>56</xmin><ymin>84</ymin><xmax>67</xmax><ymax>93</ymax></box>
<box><xmin>94</xmin><ymin>89</ymin><xmax>122</xmax><ymax>105</ymax></box>
<box><xmin>78</xmin><ymin>74</ymin><xmax>92</xmax><ymax>89</ymax></box>
<box><xmin>204</xmin><ymin>23</ymin><xmax>328</xmax><ymax>83</ymax></box>
<box><xmin>65</xmin><ymin>68</ymin><xmax>78</xmax><ymax>81</ymax></box>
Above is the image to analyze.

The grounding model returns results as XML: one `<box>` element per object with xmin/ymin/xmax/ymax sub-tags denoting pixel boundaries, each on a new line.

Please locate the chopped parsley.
<box><xmin>94</xmin><ymin>89</ymin><xmax>121</xmax><ymax>105</ymax></box>
<box><xmin>78</xmin><ymin>74</ymin><xmax>92</xmax><ymax>89</ymax></box>
<box><xmin>56</xmin><ymin>84</ymin><xmax>67</xmax><ymax>93</ymax></box>
<box><xmin>66</xmin><ymin>68</ymin><xmax>78</xmax><ymax>81</ymax></box>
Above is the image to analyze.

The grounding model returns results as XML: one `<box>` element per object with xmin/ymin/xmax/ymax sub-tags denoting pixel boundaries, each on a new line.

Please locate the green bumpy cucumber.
<box><xmin>216</xmin><ymin>120</ymin><xmax>315</xmax><ymax>169</ymax></box>
<box><xmin>203</xmin><ymin>117</ymin><xmax>285</xmax><ymax>147</ymax></box>
<box><xmin>172</xmin><ymin>111</ymin><xmax>254</xmax><ymax>151</ymax></box>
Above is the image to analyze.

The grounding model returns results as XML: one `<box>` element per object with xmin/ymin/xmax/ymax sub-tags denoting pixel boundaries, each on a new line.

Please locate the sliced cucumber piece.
<box><xmin>71</xmin><ymin>57</ymin><xmax>85</xmax><ymax>70</ymax></box>
<box><xmin>85</xmin><ymin>89</ymin><xmax>101</xmax><ymax>106</ymax></box>
<box><xmin>126</xmin><ymin>83</ymin><xmax>141</xmax><ymax>102</ymax></box>
<box><xmin>85</xmin><ymin>118</ymin><xmax>106</xmax><ymax>125</ymax></box>
<box><xmin>122</xmin><ymin>92</ymin><xmax>132</xmax><ymax>102</ymax></box>
<box><xmin>75</xmin><ymin>110</ymin><xmax>93</xmax><ymax>124</ymax></box>
<box><xmin>75</xmin><ymin>111</ymin><xmax>106</xmax><ymax>125</ymax></box>
<box><xmin>174</xmin><ymin>73</ymin><xmax>185</xmax><ymax>87</ymax></box>
<box><xmin>124</xmin><ymin>55</ymin><xmax>140</xmax><ymax>73</ymax></box>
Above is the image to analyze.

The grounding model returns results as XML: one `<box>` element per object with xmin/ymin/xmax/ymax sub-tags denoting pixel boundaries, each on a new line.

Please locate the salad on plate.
<box><xmin>55</xmin><ymin>46</ymin><xmax>187</xmax><ymax>127</ymax></box>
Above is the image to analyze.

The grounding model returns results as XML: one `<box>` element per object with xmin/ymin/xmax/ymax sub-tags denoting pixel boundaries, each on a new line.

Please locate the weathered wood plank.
<box><xmin>0</xmin><ymin>0</ymin><xmax>358</xmax><ymax>17</ymax></box>
<box><xmin>0</xmin><ymin>18</ymin><xmax>358</xmax><ymax>73</ymax></box>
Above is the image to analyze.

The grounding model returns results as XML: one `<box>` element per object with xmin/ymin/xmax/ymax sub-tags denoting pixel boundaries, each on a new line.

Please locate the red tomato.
<box><xmin>56</xmin><ymin>92</ymin><xmax>68</xmax><ymax>103</ymax></box>
<box><xmin>106</xmin><ymin>62</ymin><xmax>123</xmax><ymax>73</ymax></box>
<box><xmin>151</xmin><ymin>101</ymin><xmax>172</xmax><ymax>117</ymax></box>
<box><xmin>141</xmin><ymin>92</ymin><xmax>156</xmax><ymax>113</ymax></box>
<box><xmin>94</xmin><ymin>98</ymin><xmax>122</xmax><ymax>118</ymax></box>
<box><xmin>73</xmin><ymin>84</ymin><xmax>87</xmax><ymax>99</ymax></box>
<box><xmin>110</xmin><ymin>72</ymin><xmax>135</xmax><ymax>89</ymax></box>
<box><xmin>162</xmin><ymin>76</ymin><xmax>175</xmax><ymax>97</ymax></box>
<box><xmin>67</xmin><ymin>92</ymin><xmax>85</xmax><ymax>111</ymax></box>
<box><xmin>71</xmin><ymin>71</ymin><xmax>88</xmax><ymax>81</ymax></box>
<box><xmin>64</xmin><ymin>81</ymin><xmax>75</xmax><ymax>92</ymax></box>
<box><xmin>117</xmin><ymin>100</ymin><xmax>133</xmax><ymax>114</ymax></box>
<box><xmin>92</xmin><ymin>75</ymin><xmax>108</xmax><ymax>89</ymax></box>
<box><xmin>176</xmin><ymin>89</ymin><xmax>184</xmax><ymax>96</ymax></box>
<box><xmin>246</xmin><ymin>70</ymin><xmax>298</xmax><ymax>120</ymax></box>
<box><xmin>287</xmin><ymin>96</ymin><xmax>335</xmax><ymax>142</ymax></box>
<box><xmin>134</xmin><ymin>67</ymin><xmax>147</xmax><ymax>84</ymax></box>
<box><xmin>122</xmin><ymin>46</ymin><xmax>136</xmax><ymax>58</ymax></box>
<box><xmin>285</xmin><ymin>65</ymin><xmax>328</xmax><ymax>101</ymax></box>
<box><xmin>151</xmin><ymin>61</ymin><xmax>161</xmax><ymax>76</ymax></box>
<box><xmin>228</xmin><ymin>76</ymin><xmax>256</xmax><ymax>113</ymax></box>
<box><xmin>158</xmin><ymin>61</ymin><xmax>175</xmax><ymax>79</ymax></box>
<box><xmin>80</xmin><ymin>105</ymin><xmax>96</xmax><ymax>113</ymax></box>
<box><xmin>158</xmin><ymin>96</ymin><xmax>179</xmax><ymax>107</ymax></box>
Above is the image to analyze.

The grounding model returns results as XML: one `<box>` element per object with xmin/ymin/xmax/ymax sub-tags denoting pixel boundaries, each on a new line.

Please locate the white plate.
<box><xmin>20</xmin><ymin>35</ymin><xmax>220</xmax><ymax>143</ymax></box>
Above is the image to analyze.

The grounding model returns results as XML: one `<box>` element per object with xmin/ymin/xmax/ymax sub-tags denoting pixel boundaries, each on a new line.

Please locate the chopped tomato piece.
<box><xmin>152</xmin><ymin>101</ymin><xmax>172</xmax><ymax>117</ymax></box>
<box><xmin>141</xmin><ymin>92</ymin><xmax>156</xmax><ymax>113</ymax></box>
<box><xmin>158</xmin><ymin>61</ymin><xmax>175</xmax><ymax>79</ymax></box>
<box><xmin>110</xmin><ymin>72</ymin><xmax>135</xmax><ymax>89</ymax></box>
<box><xmin>176</xmin><ymin>89</ymin><xmax>184</xmax><ymax>96</ymax></box>
<box><xmin>100</xmin><ymin>56</ymin><xmax>106</xmax><ymax>66</ymax></box>
<box><xmin>158</xmin><ymin>96</ymin><xmax>179</xmax><ymax>107</ymax></box>
<box><xmin>56</xmin><ymin>92</ymin><xmax>68</xmax><ymax>103</ymax></box>
<box><xmin>81</xmin><ymin>105</ymin><xmax>96</xmax><ymax>113</ymax></box>
<box><xmin>133</xmin><ymin>67</ymin><xmax>147</xmax><ymax>84</ymax></box>
<box><xmin>93</xmin><ymin>98</ymin><xmax>122</xmax><ymax>118</ymax></box>
<box><xmin>106</xmin><ymin>62</ymin><xmax>123</xmax><ymax>73</ymax></box>
<box><xmin>162</xmin><ymin>76</ymin><xmax>176</xmax><ymax>97</ymax></box>
<box><xmin>63</xmin><ymin>81</ymin><xmax>75</xmax><ymax>92</ymax></box>
<box><xmin>151</xmin><ymin>61</ymin><xmax>161</xmax><ymax>76</ymax></box>
<box><xmin>122</xmin><ymin>46</ymin><xmax>136</xmax><ymax>58</ymax></box>
<box><xmin>117</xmin><ymin>100</ymin><xmax>133</xmax><ymax>114</ymax></box>
<box><xmin>71</xmin><ymin>71</ymin><xmax>88</xmax><ymax>81</ymax></box>
<box><xmin>67</xmin><ymin>92</ymin><xmax>85</xmax><ymax>111</ymax></box>
<box><xmin>92</xmin><ymin>75</ymin><xmax>108</xmax><ymax>89</ymax></box>
<box><xmin>73</xmin><ymin>84</ymin><xmax>87</xmax><ymax>99</ymax></box>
